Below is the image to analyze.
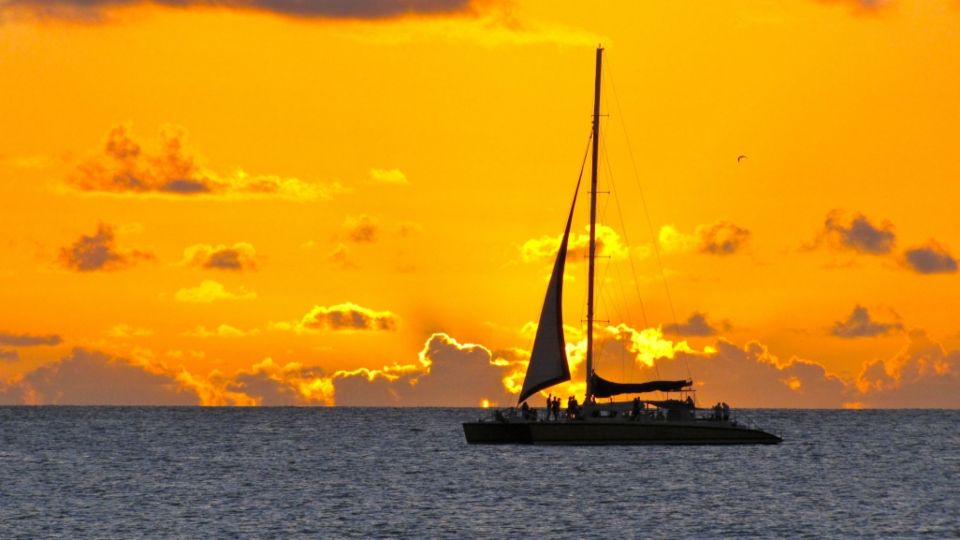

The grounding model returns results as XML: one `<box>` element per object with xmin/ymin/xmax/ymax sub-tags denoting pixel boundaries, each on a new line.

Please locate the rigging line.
<box><xmin>600</xmin><ymin>125</ymin><xmax>650</xmax><ymax>331</ymax></box>
<box><xmin>573</xmin><ymin>129</ymin><xmax>594</xmax><ymax>343</ymax></box>
<box><xmin>606</xmin><ymin>56</ymin><xmax>689</xmax><ymax>380</ymax></box>
<box><xmin>600</xmin><ymin>129</ymin><xmax>660</xmax><ymax>381</ymax></box>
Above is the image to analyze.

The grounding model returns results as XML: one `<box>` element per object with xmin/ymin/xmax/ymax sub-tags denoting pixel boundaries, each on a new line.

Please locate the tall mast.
<box><xmin>585</xmin><ymin>46</ymin><xmax>603</xmax><ymax>400</ymax></box>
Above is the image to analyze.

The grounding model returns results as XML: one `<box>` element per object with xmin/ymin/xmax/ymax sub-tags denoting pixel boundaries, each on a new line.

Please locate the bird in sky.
<box><xmin>737</xmin><ymin>154</ymin><xmax>748</xmax><ymax>163</ymax></box>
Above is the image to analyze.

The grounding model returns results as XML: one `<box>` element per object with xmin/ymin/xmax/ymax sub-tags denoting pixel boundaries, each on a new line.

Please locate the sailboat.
<box><xmin>463</xmin><ymin>48</ymin><xmax>782</xmax><ymax>445</ymax></box>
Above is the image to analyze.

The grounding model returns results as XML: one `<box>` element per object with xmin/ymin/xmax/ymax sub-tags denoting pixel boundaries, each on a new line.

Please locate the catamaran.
<box><xmin>463</xmin><ymin>48</ymin><xmax>782</xmax><ymax>445</ymax></box>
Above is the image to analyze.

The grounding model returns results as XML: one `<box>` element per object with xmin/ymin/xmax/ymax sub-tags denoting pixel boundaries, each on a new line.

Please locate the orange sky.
<box><xmin>1</xmin><ymin>0</ymin><xmax>959</xmax><ymax>407</ymax></box>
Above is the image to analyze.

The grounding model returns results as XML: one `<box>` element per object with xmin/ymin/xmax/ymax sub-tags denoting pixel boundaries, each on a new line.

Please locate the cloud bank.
<box><xmin>0</xmin><ymin>348</ymin><xmax>199</xmax><ymax>405</ymax></box>
<box><xmin>2</xmin><ymin>0</ymin><xmax>486</xmax><ymax>20</ymax></box>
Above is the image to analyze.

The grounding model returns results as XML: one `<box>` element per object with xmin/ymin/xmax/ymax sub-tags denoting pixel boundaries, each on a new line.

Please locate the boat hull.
<box><xmin>463</xmin><ymin>420</ymin><xmax>781</xmax><ymax>445</ymax></box>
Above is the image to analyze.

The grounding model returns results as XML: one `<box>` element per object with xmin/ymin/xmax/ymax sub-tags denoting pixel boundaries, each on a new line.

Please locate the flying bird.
<box><xmin>737</xmin><ymin>154</ymin><xmax>748</xmax><ymax>163</ymax></box>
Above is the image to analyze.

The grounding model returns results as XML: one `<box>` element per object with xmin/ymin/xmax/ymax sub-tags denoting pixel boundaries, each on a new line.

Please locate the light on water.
<box><xmin>0</xmin><ymin>408</ymin><xmax>957</xmax><ymax>538</ymax></box>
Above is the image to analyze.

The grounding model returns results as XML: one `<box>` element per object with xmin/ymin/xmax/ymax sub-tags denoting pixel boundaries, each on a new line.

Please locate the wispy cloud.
<box><xmin>64</xmin><ymin>125</ymin><xmax>339</xmax><ymax>201</ymax></box>
<box><xmin>664</xmin><ymin>312</ymin><xmax>732</xmax><ymax>337</ymax></box>
<box><xmin>343</xmin><ymin>214</ymin><xmax>379</xmax><ymax>243</ymax></box>
<box><xmin>0</xmin><ymin>331</ymin><xmax>62</xmax><ymax>346</ymax></box>
<box><xmin>813</xmin><ymin>210</ymin><xmax>896</xmax><ymax>255</ymax></box>
<box><xmin>830</xmin><ymin>305</ymin><xmax>902</xmax><ymax>338</ymax></box>
<box><xmin>174</xmin><ymin>280</ymin><xmax>257</xmax><ymax>303</ymax></box>
<box><xmin>59</xmin><ymin>223</ymin><xmax>154</xmax><ymax>272</ymax></box>
<box><xmin>369</xmin><ymin>168</ymin><xmax>408</xmax><ymax>185</ymax></box>
<box><xmin>659</xmin><ymin>221</ymin><xmax>751</xmax><ymax>256</ymax></box>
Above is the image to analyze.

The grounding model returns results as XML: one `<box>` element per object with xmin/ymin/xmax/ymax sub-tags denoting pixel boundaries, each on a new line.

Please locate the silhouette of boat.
<box><xmin>463</xmin><ymin>48</ymin><xmax>782</xmax><ymax>445</ymax></box>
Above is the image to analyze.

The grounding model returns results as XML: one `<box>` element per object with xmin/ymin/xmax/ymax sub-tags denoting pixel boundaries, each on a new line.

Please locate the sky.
<box><xmin>1</xmin><ymin>0</ymin><xmax>959</xmax><ymax>407</ymax></box>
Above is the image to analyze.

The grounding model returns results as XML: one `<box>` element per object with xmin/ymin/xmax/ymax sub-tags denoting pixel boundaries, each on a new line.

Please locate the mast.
<box><xmin>585</xmin><ymin>46</ymin><xmax>602</xmax><ymax>400</ymax></box>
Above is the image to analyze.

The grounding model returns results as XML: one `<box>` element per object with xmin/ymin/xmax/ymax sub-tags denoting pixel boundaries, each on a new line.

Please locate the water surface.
<box><xmin>1</xmin><ymin>408</ymin><xmax>957</xmax><ymax>538</ymax></box>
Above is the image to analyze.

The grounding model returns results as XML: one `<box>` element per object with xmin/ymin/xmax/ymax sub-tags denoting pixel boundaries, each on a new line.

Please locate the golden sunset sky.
<box><xmin>1</xmin><ymin>0</ymin><xmax>958</xmax><ymax>407</ymax></box>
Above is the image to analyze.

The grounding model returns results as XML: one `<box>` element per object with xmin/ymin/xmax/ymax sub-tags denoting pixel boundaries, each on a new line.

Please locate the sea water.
<box><xmin>0</xmin><ymin>408</ymin><xmax>957</xmax><ymax>539</ymax></box>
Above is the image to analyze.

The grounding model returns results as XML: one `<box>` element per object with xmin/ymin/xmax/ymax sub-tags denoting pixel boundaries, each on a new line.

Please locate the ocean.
<box><xmin>1</xmin><ymin>408</ymin><xmax>957</xmax><ymax>538</ymax></box>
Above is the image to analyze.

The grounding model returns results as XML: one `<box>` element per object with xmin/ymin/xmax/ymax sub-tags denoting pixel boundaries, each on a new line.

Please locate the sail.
<box><xmin>516</xmin><ymin>186</ymin><xmax>581</xmax><ymax>404</ymax></box>
<box><xmin>590</xmin><ymin>373</ymin><xmax>692</xmax><ymax>399</ymax></box>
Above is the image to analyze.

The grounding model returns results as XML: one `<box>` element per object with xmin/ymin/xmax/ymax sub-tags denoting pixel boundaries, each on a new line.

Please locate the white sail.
<box><xmin>517</xmin><ymin>188</ymin><xmax>580</xmax><ymax>404</ymax></box>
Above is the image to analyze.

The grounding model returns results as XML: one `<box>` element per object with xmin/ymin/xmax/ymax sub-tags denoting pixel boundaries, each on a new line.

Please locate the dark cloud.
<box><xmin>696</xmin><ymin>221</ymin><xmax>750</xmax><ymax>255</ymax></box>
<box><xmin>2</xmin><ymin>0</ymin><xmax>481</xmax><ymax>20</ymax></box>
<box><xmin>0</xmin><ymin>348</ymin><xmax>200</xmax><ymax>405</ymax></box>
<box><xmin>65</xmin><ymin>125</ymin><xmax>334</xmax><ymax>200</ymax></box>
<box><xmin>903</xmin><ymin>241</ymin><xmax>957</xmax><ymax>274</ymax></box>
<box><xmin>664</xmin><ymin>312</ymin><xmax>731</xmax><ymax>337</ymax></box>
<box><xmin>344</xmin><ymin>214</ymin><xmax>379</xmax><ymax>243</ymax></box>
<box><xmin>0</xmin><ymin>332</ymin><xmax>62</xmax><ymax>346</ymax></box>
<box><xmin>183</xmin><ymin>242</ymin><xmax>257</xmax><ymax>271</ymax></box>
<box><xmin>58</xmin><ymin>223</ymin><xmax>153</xmax><ymax>272</ymax></box>
<box><xmin>820</xmin><ymin>210</ymin><xmax>896</xmax><ymax>254</ymax></box>
<box><xmin>830</xmin><ymin>305</ymin><xmax>902</xmax><ymax>338</ymax></box>
<box><xmin>0</xmin><ymin>349</ymin><xmax>19</xmax><ymax>362</ymax></box>
<box><xmin>297</xmin><ymin>303</ymin><xmax>398</xmax><ymax>332</ymax></box>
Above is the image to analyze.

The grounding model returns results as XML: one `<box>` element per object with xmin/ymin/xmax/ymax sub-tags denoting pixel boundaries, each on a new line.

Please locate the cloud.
<box><xmin>64</xmin><ymin>125</ymin><xmax>338</xmax><ymax>201</ymax></box>
<box><xmin>0</xmin><ymin>349</ymin><xmax>19</xmax><ymax>362</ymax></box>
<box><xmin>522</xmin><ymin>224</ymin><xmax>628</xmax><ymax>263</ymax></box>
<box><xmin>59</xmin><ymin>223</ymin><xmax>154</xmax><ymax>272</ymax></box>
<box><xmin>344</xmin><ymin>214</ymin><xmax>379</xmax><ymax>243</ymax></box>
<box><xmin>855</xmin><ymin>330</ymin><xmax>960</xmax><ymax>407</ymax></box>
<box><xmin>696</xmin><ymin>221</ymin><xmax>751</xmax><ymax>255</ymax></box>
<box><xmin>184</xmin><ymin>324</ymin><xmax>258</xmax><ymax>337</ymax></box>
<box><xmin>293</xmin><ymin>302</ymin><xmax>399</xmax><ymax>332</ymax></box>
<box><xmin>107</xmin><ymin>324</ymin><xmax>154</xmax><ymax>338</ymax></box>
<box><xmin>182</xmin><ymin>242</ymin><xmax>258</xmax><ymax>271</ymax></box>
<box><xmin>815</xmin><ymin>0</ymin><xmax>891</xmax><ymax>14</ymax></box>
<box><xmin>0</xmin><ymin>332</ymin><xmax>62</xmax><ymax>347</ymax></box>
<box><xmin>0</xmin><ymin>348</ymin><xmax>200</xmax><ymax>405</ymax></box>
<box><xmin>331</xmin><ymin>333</ymin><xmax>515</xmax><ymax>406</ymax></box>
<box><xmin>659</xmin><ymin>221</ymin><xmax>750</xmax><ymax>256</ymax></box>
<box><xmin>223</xmin><ymin>358</ymin><xmax>332</xmax><ymax>406</ymax></box>
<box><xmin>370</xmin><ymin>168</ymin><xmax>408</xmax><ymax>185</ymax></box>
<box><xmin>1</xmin><ymin>0</ymin><xmax>486</xmax><ymax>21</ymax></box>
<box><xmin>328</xmin><ymin>243</ymin><xmax>358</xmax><ymax>269</ymax></box>
<box><xmin>816</xmin><ymin>210</ymin><xmax>896</xmax><ymax>254</ymax></box>
<box><xmin>902</xmin><ymin>240</ymin><xmax>957</xmax><ymax>274</ymax></box>
<box><xmin>175</xmin><ymin>280</ymin><xmax>257</xmax><ymax>303</ymax></box>
<box><xmin>664</xmin><ymin>312</ymin><xmax>731</xmax><ymax>337</ymax></box>
<box><xmin>830</xmin><ymin>305</ymin><xmax>902</xmax><ymax>338</ymax></box>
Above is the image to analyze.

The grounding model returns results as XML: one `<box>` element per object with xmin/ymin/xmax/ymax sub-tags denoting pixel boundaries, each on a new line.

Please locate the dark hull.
<box><xmin>463</xmin><ymin>420</ymin><xmax>781</xmax><ymax>445</ymax></box>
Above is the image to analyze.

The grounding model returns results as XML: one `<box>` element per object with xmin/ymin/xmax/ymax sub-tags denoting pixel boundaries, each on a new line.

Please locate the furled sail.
<box><xmin>590</xmin><ymin>373</ymin><xmax>692</xmax><ymax>399</ymax></box>
<box><xmin>516</xmin><ymin>184</ymin><xmax>582</xmax><ymax>404</ymax></box>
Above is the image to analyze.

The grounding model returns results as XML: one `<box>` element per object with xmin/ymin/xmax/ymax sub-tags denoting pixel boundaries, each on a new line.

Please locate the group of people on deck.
<box><xmin>712</xmin><ymin>402</ymin><xmax>731</xmax><ymax>421</ymax></box>
<box><xmin>543</xmin><ymin>394</ymin><xmax>579</xmax><ymax>420</ymax></box>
